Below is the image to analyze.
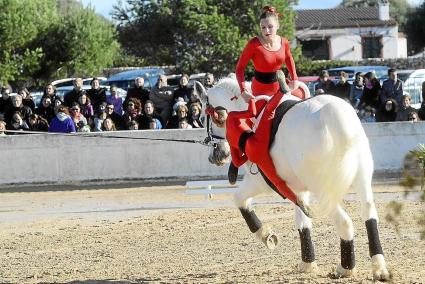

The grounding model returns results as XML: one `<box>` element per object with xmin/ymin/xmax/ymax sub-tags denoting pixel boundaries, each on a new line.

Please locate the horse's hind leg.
<box><xmin>234</xmin><ymin>174</ymin><xmax>279</xmax><ymax>250</ymax></box>
<box><xmin>295</xmin><ymin>191</ymin><xmax>318</xmax><ymax>273</ymax></box>
<box><xmin>332</xmin><ymin>205</ymin><xmax>357</xmax><ymax>278</ymax></box>
<box><xmin>352</xmin><ymin>163</ymin><xmax>391</xmax><ymax>281</ymax></box>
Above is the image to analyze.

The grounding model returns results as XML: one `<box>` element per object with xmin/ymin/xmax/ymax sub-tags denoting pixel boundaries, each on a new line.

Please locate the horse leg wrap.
<box><xmin>298</xmin><ymin>228</ymin><xmax>315</xmax><ymax>263</ymax></box>
<box><xmin>340</xmin><ymin>239</ymin><xmax>355</xmax><ymax>270</ymax></box>
<box><xmin>366</xmin><ymin>218</ymin><xmax>384</xmax><ymax>257</ymax></box>
<box><xmin>239</xmin><ymin>208</ymin><xmax>262</xmax><ymax>233</ymax></box>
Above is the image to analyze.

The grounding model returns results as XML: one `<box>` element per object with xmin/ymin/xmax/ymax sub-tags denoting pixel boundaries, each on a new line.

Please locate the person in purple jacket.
<box><xmin>48</xmin><ymin>105</ymin><xmax>76</xmax><ymax>133</ymax></box>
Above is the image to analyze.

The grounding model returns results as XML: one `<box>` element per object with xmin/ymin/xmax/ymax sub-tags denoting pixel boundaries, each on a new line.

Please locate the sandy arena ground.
<box><xmin>0</xmin><ymin>181</ymin><xmax>424</xmax><ymax>284</ymax></box>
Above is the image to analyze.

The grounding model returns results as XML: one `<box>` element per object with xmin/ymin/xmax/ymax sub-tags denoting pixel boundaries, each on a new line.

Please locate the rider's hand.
<box><xmin>240</xmin><ymin>90</ymin><xmax>254</xmax><ymax>103</ymax></box>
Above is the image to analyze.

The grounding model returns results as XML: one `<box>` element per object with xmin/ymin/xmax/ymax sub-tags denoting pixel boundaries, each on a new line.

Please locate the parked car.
<box><xmin>51</xmin><ymin>77</ymin><xmax>108</xmax><ymax>88</ymax></box>
<box><xmin>107</xmin><ymin>67</ymin><xmax>165</xmax><ymax>91</ymax></box>
<box><xmin>397</xmin><ymin>69</ymin><xmax>425</xmax><ymax>108</ymax></box>
<box><xmin>327</xmin><ymin>66</ymin><xmax>389</xmax><ymax>83</ymax></box>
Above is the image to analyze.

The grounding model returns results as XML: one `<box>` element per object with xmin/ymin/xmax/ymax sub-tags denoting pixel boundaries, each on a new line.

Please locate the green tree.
<box><xmin>405</xmin><ymin>2</ymin><xmax>425</xmax><ymax>54</ymax></box>
<box><xmin>113</xmin><ymin>0</ymin><xmax>297</xmax><ymax>74</ymax></box>
<box><xmin>339</xmin><ymin>0</ymin><xmax>411</xmax><ymax>32</ymax></box>
<box><xmin>0</xmin><ymin>0</ymin><xmax>58</xmax><ymax>85</ymax></box>
<box><xmin>36</xmin><ymin>4</ymin><xmax>120</xmax><ymax>80</ymax></box>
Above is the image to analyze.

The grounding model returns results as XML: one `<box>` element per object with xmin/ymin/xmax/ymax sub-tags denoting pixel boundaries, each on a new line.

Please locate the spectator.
<box><xmin>139</xmin><ymin>100</ymin><xmax>162</xmax><ymax>129</ymax></box>
<box><xmin>173</xmin><ymin>74</ymin><xmax>192</xmax><ymax>103</ymax></box>
<box><xmin>205</xmin><ymin>72</ymin><xmax>215</xmax><ymax>88</ymax></box>
<box><xmin>396</xmin><ymin>94</ymin><xmax>417</xmax><ymax>121</ymax></box>
<box><xmin>349</xmin><ymin>72</ymin><xmax>364</xmax><ymax>108</ymax></box>
<box><xmin>188</xmin><ymin>102</ymin><xmax>203</xmax><ymax>128</ymax></box>
<box><xmin>315</xmin><ymin>70</ymin><xmax>336</xmax><ymax>95</ymax></box>
<box><xmin>360</xmin><ymin>106</ymin><xmax>376</xmax><ymax>123</ymax></box>
<box><xmin>49</xmin><ymin>105</ymin><xmax>76</xmax><ymax>133</ymax></box>
<box><xmin>27</xmin><ymin>113</ymin><xmax>49</xmax><ymax>132</ymax></box>
<box><xmin>86</xmin><ymin>77</ymin><xmax>107</xmax><ymax>112</ymax></box>
<box><xmin>123</xmin><ymin>77</ymin><xmax>150</xmax><ymax>109</ymax></box>
<box><xmin>106</xmin><ymin>85</ymin><xmax>123</xmax><ymax>115</ymax></box>
<box><xmin>178</xmin><ymin>118</ymin><xmax>192</xmax><ymax>129</ymax></box>
<box><xmin>64</xmin><ymin>78</ymin><xmax>85</xmax><ymax>107</ymax></box>
<box><xmin>93</xmin><ymin>102</ymin><xmax>108</xmax><ymax>132</ymax></box>
<box><xmin>36</xmin><ymin>96</ymin><xmax>55</xmax><ymax>123</ymax></box>
<box><xmin>42</xmin><ymin>84</ymin><xmax>58</xmax><ymax>102</ymax></box>
<box><xmin>188</xmin><ymin>88</ymin><xmax>202</xmax><ymax>109</ymax></box>
<box><xmin>78</xmin><ymin>93</ymin><xmax>94</xmax><ymax>123</ymax></box>
<box><xmin>127</xmin><ymin>119</ymin><xmax>139</xmax><ymax>130</ymax></box>
<box><xmin>167</xmin><ymin>100</ymin><xmax>188</xmax><ymax>129</ymax></box>
<box><xmin>106</xmin><ymin>103</ymin><xmax>125</xmax><ymax>130</ymax></box>
<box><xmin>147</xmin><ymin>117</ymin><xmax>162</xmax><ymax>130</ymax></box>
<box><xmin>123</xmin><ymin>98</ymin><xmax>142</xmax><ymax>129</ymax></box>
<box><xmin>360</xmin><ymin>71</ymin><xmax>381</xmax><ymax>110</ymax></box>
<box><xmin>418</xmin><ymin>82</ymin><xmax>425</xmax><ymax>120</ymax></box>
<box><xmin>70</xmin><ymin>103</ymin><xmax>90</xmax><ymax>132</ymax></box>
<box><xmin>6</xmin><ymin>94</ymin><xmax>32</xmax><ymax>125</ymax></box>
<box><xmin>18</xmin><ymin>87</ymin><xmax>35</xmax><ymax>111</ymax></box>
<box><xmin>0</xmin><ymin>120</ymin><xmax>6</xmax><ymax>136</ymax></box>
<box><xmin>334</xmin><ymin>71</ymin><xmax>351</xmax><ymax>101</ymax></box>
<box><xmin>381</xmin><ymin>68</ymin><xmax>403</xmax><ymax>105</ymax></box>
<box><xmin>149</xmin><ymin>74</ymin><xmax>174</xmax><ymax>125</ymax></box>
<box><xmin>408</xmin><ymin>111</ymin><xmax>420</xmax><ymax>122</ymax></box>
<box><xmin>102</xmin><ymin>118</ymin><xmax>116</xmax><ymax>131</ymax></box>
<box><xmin>54</xmin><ymin>97</ymin><xmax>64</xmax><ymax>108</ymax></box>
<box><xmin>8</xmin><ymin>112</ymin><xmax>29</xmax><ymax>133</ymax></box>
<box><xmin>0</xmin><ymin>87</ymin><xmax>12</xmax><ymax>115</ymax></box>
<box><xmin>376</xmin><ymin>99</ymin><xmax>398</xmax><ymax>122</ymax></box>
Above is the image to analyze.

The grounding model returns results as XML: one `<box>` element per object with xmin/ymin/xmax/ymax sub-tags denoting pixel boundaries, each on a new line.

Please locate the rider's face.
<box><xmin>260</xmin><ymin>17</ymin><xmax>279</xmax><ymax>40</ymax></box>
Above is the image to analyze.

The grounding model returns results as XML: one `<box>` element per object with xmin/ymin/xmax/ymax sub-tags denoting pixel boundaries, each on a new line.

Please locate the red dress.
<box><xmin>236</xmin><ymin>36</ymin><xmax>298</xmax><ymax>100</ymax></box>
<box><xmin>225</xmin><ymin>92</ymin><xmax>297</xmax><ymax>204</ymax></box>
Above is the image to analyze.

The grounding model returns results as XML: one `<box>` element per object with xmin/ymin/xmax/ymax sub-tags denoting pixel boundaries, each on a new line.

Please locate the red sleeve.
<box><xmin>283</xmin><ymin>38</ymin><xmax>298</xmax><ymax>81</ymax></box>
<box><xmin>236</xmin><ymin>40</ymin><xmax>255</xmax><ymax>93</ymax></box>
<box><xmin>230</xmin><ymin>146</ymin><xmax>248</xmax><ymax>167</ymax></box>
<box><xmin>227</xmin><ymin>99</ymin><xmax>257</xmax><ymax>119</ymax></box>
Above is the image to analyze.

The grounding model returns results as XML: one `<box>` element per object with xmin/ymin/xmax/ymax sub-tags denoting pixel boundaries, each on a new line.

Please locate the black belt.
<box><xmin>254</xmin><ymin>70</ymin><xmax>277</xmax><ymax>84</ymax></box>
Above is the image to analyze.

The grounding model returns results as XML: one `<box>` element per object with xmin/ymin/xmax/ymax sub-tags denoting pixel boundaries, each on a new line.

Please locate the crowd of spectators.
<box><xmin>0</xmin><ymin>72</ymin><xmax>216</xmax><ymax>135</ymax></box>
<box><xmin>315</xmin><ymin>68</ymin><xmax>425</xmax><ymax>123</ymax></box>
<box><xmin>1</xmin><ymin>68</ymin><xmax>425</xmax><ymax>136</ymax></box>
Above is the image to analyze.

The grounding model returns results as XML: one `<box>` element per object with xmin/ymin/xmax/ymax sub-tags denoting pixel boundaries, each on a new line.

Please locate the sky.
<box><xmin>81</xmin><ymin>0</ymin><xmax>424</xmax><ymax>19</ymax></box>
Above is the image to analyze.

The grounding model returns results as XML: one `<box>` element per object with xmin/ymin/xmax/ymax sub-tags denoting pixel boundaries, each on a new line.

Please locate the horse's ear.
<box><xmin>194</xmin><ymin>81</ymin><xmax>208</xmax><ymax>102</ymax></box>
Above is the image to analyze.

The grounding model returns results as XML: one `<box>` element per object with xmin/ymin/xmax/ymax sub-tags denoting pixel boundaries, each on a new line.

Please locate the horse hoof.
<box><xmin>255</xmin><ymin>225</ymin><xmax>279</xmax><ymax>250</ymax></box>
<box><xmin>372</xmin><ymin>254</ymin><xmax>391</xmax><ymax>281</ymax></box>
<box><xmin>333</xmin><ymin>265</ymin><xmax>356</xmax><ymax>278</ymax></box>
<box><xmin>298</xmin><ymin>261</ymin><xmax>318</xmax><ymax>274</ymax></box>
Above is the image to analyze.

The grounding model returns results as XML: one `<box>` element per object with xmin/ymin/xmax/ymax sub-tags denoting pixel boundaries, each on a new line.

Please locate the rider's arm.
<box><xmin>283</xmin><ymin>38</ymin><xmax>298</xmax><ymax>81</ymax></box>
<box><xmin>228</xmin><ymin>99</ymin><xmax>257</xmax><ymax>120</ymax></box>
<box><xmin>230</xmin><ymin>146</ymin><xmax>247</xmax><ymax>168</ymax></box>
<box><xmin>236</xmin><ymin>40</ymin><xmax>255</xmax><ymax>93</ymax></box>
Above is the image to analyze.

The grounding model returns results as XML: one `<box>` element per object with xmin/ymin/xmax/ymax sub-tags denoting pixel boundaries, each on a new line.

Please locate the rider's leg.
<box><xmin>245</xmin><ymin>91</ymin><xmax>298</xmax><ymax>203</ymax></box>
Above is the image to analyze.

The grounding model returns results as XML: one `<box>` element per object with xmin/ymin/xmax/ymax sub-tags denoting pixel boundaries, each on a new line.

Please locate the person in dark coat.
<box><xmin>36</xmin><ymin>96</ymin><xmax>56</xmax><ymax>122</ymax></box>
<box><xmin>64</xmin><ymin>78</ymin><xmax>85</xmax><ymax>107</ymax></box>
<box><xmin>173</xmin><ymin>74</ymin><xmax>193</xmax><ymax>103</ymax></box>
<box><xmin>334</xmin><ymin>71</ymin><xmax>351</xmax><ymax>101</ymax></box>
<box><xmin>123</xmin><ymin>77</ymin><xmax>150</xmax><ymax>109</ymax></box>
<box><xmin>85</xmin><ymin>77</ymin><xmax>107</xmax><ymax>112</ymax></box>
<box><xmin>6</xmin><ymin>94</ymin><xmax>32</xmax><ymax>125</ymax></box>
<box><xmin>360</xmin><ymin>71</ymin><xmax>381</xmax><ymax>110</ymax></box>
<box><xmin>376</xmin><ymin>98</ymin><xmax>398</xmax><ymax>122</ymax></box>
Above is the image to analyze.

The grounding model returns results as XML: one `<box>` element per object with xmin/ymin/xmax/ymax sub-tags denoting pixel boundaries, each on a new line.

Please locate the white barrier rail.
<box><xmin>0</xmin><ymin>122</ymin><xmax>424</xmax><ymax>186</ymax></box>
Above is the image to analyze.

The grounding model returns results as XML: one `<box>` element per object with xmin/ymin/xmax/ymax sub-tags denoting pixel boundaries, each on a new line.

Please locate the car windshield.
<box><xmin>397</xmin><ymin>72</ymin><xmax>413</xmax><ymax>82</ymax></box>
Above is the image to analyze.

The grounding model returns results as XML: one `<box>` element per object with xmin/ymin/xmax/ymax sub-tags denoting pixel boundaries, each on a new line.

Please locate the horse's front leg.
<box><xmin>234</xmin><ymin>171</ymin><xmax>279</xmax><ymax>250</ymax></box>
<box><xmin>295</xmin><ymin>191</ymin><xmax>318</xmax><ymax>273</ymax></box>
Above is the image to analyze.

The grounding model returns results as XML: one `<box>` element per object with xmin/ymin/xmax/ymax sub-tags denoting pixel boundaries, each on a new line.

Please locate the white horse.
<box><xmin>195</xmin><ymin>78</ymin><xmax>391</xmax><ymax>281</ymax></box>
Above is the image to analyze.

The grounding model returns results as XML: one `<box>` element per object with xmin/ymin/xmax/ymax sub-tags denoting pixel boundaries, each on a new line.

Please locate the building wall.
<box><xmin>297</xmin><ymin>25</ymin><xmax>406</xmax><ymax>60</ymax></box>
<box><xmin>0</xmin><ymin>123</ymin><xmax>424</xmax><ymax>186</ymax></box>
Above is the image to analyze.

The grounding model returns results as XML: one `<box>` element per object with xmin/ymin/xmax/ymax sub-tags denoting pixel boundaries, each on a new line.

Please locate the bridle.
<box><xmin>203</xmin><ymin>95</ymin><xmax>227</xmax><ymax>148</ymax></box>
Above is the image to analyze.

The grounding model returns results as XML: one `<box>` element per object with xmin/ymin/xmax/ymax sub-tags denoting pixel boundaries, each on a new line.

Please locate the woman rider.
<box><xmin>216</xmin><ymin>7</ymin><xmax>310</xmax><ymax>216</ymax></box>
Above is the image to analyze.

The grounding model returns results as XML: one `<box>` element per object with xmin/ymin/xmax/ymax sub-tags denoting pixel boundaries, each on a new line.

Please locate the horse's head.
<box><xmin>194</xmin><ymin>76</ymin><xmax>248</xmax><ymax>166</ymax></box>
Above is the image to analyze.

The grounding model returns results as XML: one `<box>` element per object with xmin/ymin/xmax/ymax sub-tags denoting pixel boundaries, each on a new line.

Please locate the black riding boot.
<box><xmin>228</xmin><ymin>162</ymin><xmax>238</xmax><ymax>185</ymax></box>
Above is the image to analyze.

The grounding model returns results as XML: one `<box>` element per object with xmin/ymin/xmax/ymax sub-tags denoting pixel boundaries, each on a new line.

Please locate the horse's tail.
<box><xmin>314</xmin><ymin>100</ymin><xmax>362</xmax><ymax>215</ymax></box>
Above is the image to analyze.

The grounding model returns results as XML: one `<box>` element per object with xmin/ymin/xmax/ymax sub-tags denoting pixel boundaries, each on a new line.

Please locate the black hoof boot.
<box><xmin>228</xmin><ymin>163</ymin><xmax>238</xmax><ymax>185</ymax></box>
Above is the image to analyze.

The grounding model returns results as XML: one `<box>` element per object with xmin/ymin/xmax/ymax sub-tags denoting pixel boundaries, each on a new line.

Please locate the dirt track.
<box><xmin>0</xmin><ymin>182</ymin><xmax>424</xmax><ymax>283</ymax></box>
